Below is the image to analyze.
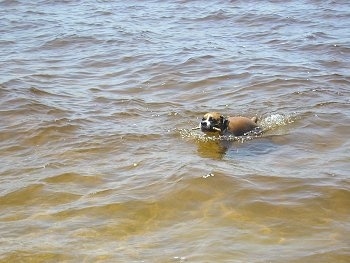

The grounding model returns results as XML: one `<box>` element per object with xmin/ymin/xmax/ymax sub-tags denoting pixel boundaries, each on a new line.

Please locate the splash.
<box><xmin>259</xmin><ymin>113</ymin><xmax>296</xmax><ymax>131</ymax></box>
<box><xmin>179</xmin><ymin>127</ymin><xmax>262</xmax><ymax>143</ymax></box>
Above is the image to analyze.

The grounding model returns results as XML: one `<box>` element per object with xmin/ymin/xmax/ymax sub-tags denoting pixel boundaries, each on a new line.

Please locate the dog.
<box><xmin>199</xmin><ymin>112</ymin><xmax>259</xmax><ymax>136</ymax></box>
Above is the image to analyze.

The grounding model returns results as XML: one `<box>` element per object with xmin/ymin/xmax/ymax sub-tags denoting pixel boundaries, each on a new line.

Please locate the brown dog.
<box><xmin>199</xmin><ymin>112</ymin><xmax>259</xmax><ymax>136</ymax></box>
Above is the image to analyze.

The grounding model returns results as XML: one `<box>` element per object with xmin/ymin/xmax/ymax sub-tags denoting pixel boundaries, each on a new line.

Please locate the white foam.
<box><xmin>259</xmin><ymin>113</ymin><xmax>295</xmax><ymax>131</ymax></box>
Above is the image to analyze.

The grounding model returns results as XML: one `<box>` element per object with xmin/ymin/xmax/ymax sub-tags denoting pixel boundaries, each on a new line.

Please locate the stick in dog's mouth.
<box><xmin>192</xmin><ymin>126</ymin><xmax>221</xmax><ymax>131</ymax></box>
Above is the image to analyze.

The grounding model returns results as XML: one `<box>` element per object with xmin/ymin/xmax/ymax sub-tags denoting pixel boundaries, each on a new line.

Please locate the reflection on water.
<box><xmin>1</xmin><ymin>0</ymin><xmax>350</xmax><ymax>262</ymax></box>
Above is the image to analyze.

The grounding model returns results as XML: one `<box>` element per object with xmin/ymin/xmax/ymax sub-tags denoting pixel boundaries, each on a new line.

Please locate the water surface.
<box><xmin>1</xmin><ymin>0</ymin><xmax>349</xmax><ymax>262</ymax></box>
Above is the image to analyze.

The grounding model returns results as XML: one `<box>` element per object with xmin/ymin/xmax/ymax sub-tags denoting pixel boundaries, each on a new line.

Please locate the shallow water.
<box><xmin>1</xmin><ymin>0</ymin><xmax>350</xmax><ymax>262</ymax></box>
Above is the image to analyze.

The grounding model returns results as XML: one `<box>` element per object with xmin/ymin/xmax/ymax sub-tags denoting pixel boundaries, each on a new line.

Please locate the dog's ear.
<box><xmin>220</xmin><ymin>115</ymin><xmax>227</xmax><ymax>126</ymax></box>
<box><xmin>221</xmin><ymin>116</ymin><xmax>229</xmax><ymax>129</ymax></box>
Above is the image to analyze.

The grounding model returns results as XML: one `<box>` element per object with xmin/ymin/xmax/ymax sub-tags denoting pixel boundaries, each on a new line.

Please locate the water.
<box><xmin>1</xmin><ymin>0</ymin><xmax>349</xmax><ymax>262</ymax></box>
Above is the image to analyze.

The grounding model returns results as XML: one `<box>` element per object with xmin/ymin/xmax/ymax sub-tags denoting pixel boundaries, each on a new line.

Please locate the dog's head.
<box><xmin>200</xmin><ymin>112</ymin><xmax>227</xmax><ymax>133</ymax></box>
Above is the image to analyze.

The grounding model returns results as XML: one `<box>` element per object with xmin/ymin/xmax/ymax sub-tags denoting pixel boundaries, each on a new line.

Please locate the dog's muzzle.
<box><xmin>200</xmin><ymin>120</ymin><xmax>210</xmax><ymax>128</ymax></box>
<box><xmin>200</xmin><ymin>120</ymin><xmax>221</xmax><ymax>132</ymax></box>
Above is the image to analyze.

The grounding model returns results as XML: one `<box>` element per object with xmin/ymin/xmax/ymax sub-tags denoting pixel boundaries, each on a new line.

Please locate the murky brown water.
<box><xmin>1</xmin><ymin>1</ymin><xmax>350</xmax><ymax>262</ymax></box>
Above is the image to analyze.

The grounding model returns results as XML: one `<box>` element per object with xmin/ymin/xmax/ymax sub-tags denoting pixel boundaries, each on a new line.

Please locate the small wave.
<box><xmin>21</xmin><ymin>118</ymin><xmax>80</xmax><ymax>146</ymax></box>
<box><xmin>193</xmin><ymin>9</ymin><xmax>230</xmax><ymax>22</ymax></box>
<box><xmin>44</xmin><ymin>172</ymin><xmax>102</xmax><ymax>185</ymax></box>
<box><xmin>29</xmin><ymin>86</ymin><xmax>58</xmax><ymax>96</ymax></box>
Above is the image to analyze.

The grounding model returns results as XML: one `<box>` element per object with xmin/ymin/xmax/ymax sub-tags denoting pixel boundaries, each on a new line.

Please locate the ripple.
<box><xmin>44</xmin><ymin>172</ymin><xmax>102</xmax><ymax>185</ymax></box>
<box><xmin>0</xmin><ymin>183</ymin><xmax>80</xmax><ymax>208</ymax></box>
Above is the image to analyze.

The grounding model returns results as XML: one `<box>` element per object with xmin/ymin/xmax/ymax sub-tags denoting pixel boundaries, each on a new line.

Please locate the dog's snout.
<box><xmin>201</xmin><ymin>121</ymin><xmax>208</xmax><ymax>127</ymax></box>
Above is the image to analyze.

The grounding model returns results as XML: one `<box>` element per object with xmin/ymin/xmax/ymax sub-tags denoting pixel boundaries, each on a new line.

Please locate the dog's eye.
<box><xmin>209</xmin><ymin>117</ymin><xmax>213</xmax><ymax>121</ymax></box>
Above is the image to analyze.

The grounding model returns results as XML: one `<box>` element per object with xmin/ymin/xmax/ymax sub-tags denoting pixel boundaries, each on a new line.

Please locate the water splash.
<box><xmin>179</xmin><ymin>127</ymin><xmax>262</xmax><ymax>143</ymax></box>
<box><xmin>259</xmin><ymin>113</ymin><xmax>296</xmax><ymax>131</ymax></box>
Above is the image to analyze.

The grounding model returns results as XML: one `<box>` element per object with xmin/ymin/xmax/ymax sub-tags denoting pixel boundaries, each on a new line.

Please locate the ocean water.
<box><xmin>0</xmin><ymin>0</ymin><xmax>349</xmax><ymax>262</ymax></box>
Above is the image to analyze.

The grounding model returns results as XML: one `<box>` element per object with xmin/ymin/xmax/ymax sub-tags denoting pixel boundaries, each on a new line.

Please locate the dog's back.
<box><xmin>226</xmin><ymin>116</ymin><xmax>258</xmax><ymax>136</ymax></box>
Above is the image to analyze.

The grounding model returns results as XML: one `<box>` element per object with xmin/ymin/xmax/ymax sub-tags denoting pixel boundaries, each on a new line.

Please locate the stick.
<box><xmin>192</xmin><ymin>127</ymin><xmax>221</xmax><ymax>131</ymax></box>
